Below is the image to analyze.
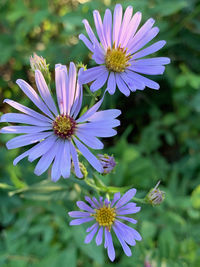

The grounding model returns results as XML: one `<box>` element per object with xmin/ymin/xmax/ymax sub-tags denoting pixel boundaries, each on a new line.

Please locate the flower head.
<box><xmin>146</xmin><ymin>181</ymin><xmax>165</xmax><ymax>206</ymax></box>
<box><xmin>98</xmin><ymin>154</ymin><xmax>116</xmax><ymax>174</ymax></box>
<box><xmin>0</xmin><ymin>63</ymin><xmax>121</xmax><ymax>182</ymax></box>
<box><xmin>79</xmin><ymin>4</ymin><xmax>170</xmax><ymax>96</ymax></box>
<box><xmin>68</xmin><ymin>188</ymin><xmax>142</xmax><ymax>261</ymax></box>
<box><xmin>30</xmin><ymin>53</ymin><xmax>51</xmax><ymax>84</ymax></box>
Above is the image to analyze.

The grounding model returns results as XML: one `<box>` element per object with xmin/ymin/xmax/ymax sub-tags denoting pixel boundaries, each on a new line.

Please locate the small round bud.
<box><xmin>30</xmin><ymin>53</ymin><xmax>51</xmax><ymax>84</ymax></box>
<box><xmin>98</xmin><ymin>154</ymin><xmax>116</xmax><ymax>174</ymax></box>
<box><xmin>146</xmin><ymin>181</ymin><xmax>165</xmax><ymax>206</ymax></box>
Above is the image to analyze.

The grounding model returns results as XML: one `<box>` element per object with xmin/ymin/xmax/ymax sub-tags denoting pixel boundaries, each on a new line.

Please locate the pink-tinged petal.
<box><xmin>86</xmin><ymin>223</ymin><xmax>98</xmax><ymax>234</ymax></box>
<box><xmin>90</xmin><ymin>70</ymin><xmax>109</xmax><ymax>92</ymax></box>
<box><xmin>70</xmin><ymin>217</ymin><xmax>94</xmax><ymax>225</ymax></box>
<box><xmin>34</xmin><ymin>139</ymin><xmax>60</xmax><ymax>176</ymax></box>
<box><xmin>107</xmin><ymin>72</ymin><xmax>116</xmax><ymax>95</ymax></box>
<box><xmin>59</xmin><ymin>65</ymin><xmax>69</xmax><ymax>115</ymax></box>
<box><xmin>3</xmin><ymin>99</ymin><xmax>52</xmax><ymax>123</ymax></box>
<box><xmin>76</xmin><ymin>130</ymin><xmax>104</xmax><ymax>149</ymax></box>
<box><xmin>0</xmin><ymin>113</ymin><xmax>52</xmax><ymax>126</ymax></box>
<box><xmin>113</xmin><ymin>224</ymin><xmax>132</xmax><ymax>256</ymax></box>
<box><xmin>16</xmin><ymin>79</ymin><xmax>54</xmax><ymax>120</ymax></box>
<box><xmin>60</xmin><ymin>140</ymin><xmax>71</xmax><ymax>179</ymax></box>
<box><xmin>85</xmin><ymin>224</ymin><xmax>99</xmax><ymax>243</ymax></box>
<box><xmin>122</xmin><ymin>11</ymin><xmax>142</xmax><ymax>48</ymax></box>
<box><xmin>28</xmin><ymin>135</ymin><xmax>57</xmax><ymax>162</ymax></box>
<box><xmin>76</xmin><ymin>201</ymin><xmax>95</xmax><ymax>213</ymax></box>
<box><xmin>68</xmin><ymin>62</ymin><xmax>77</xmax><ymax>114</ymax></box>
<box><xmin>35</xmin><ymin>70</ymin><xmax>58</xmax><ymax>116</ymax></box>
<box><xmin>96</xmin><ymin>226</ymin><xmax>103</xmax><ymax>246</ymax></box>
<box><xmin>129</xmin><ymin>65</ymin><xmax>165</xmax><ymax>75</ymax></box>
<box><xmin>115</xmin><ymin>189</ymin><xmax>136</xmax><ymax>208</ymax></box>
<box><xmin>79</xmin><ymin>66</ymin><xmax>106</xmax><ymax>84</ymax></box>
<box><xmin>73</xmin><ymin>137</ymin><xmax>103</xmax><ymax>173</ymax></box>
<box><xmin>84</xmin><ymin>196</ymin><xmax>98</xmax><ymax>208</ymax></box>
<box><xmin>129</xmin><ymin>27</ymin><xmax>160</xmax><ymax>55</ymax></box>
<box><xmin>113</xmin><ymin>4</ymin><xmax>123</xmax><ymax>47</ymax></box>
<box><xmin>69</xmin><ymin>141</ymin><xmax>83</xmax><ymax>178</ymax></box>
<box><xmin>51</xmin><ymin>139</ymin><xmax>64</xmax><ymax>182</ymax></box>
<box><xmin>77</xmin><ymin>123</ymin><xmax>117</xmax><ymax>138</ymax></box>
<box><xmin>127</xmin><ymin>18</ymin><xmax>155</xmax><ymax>54</ymax></box>
<box><xmin>103</xmin><ymin>9</ymin><xmax>112</xmax><ymax>48</ymax></box>
<box><xmin>134</xmin><ymin>57</ymin><xmax>170</xmax><ymax>66</ymax></box>
<box><xmin>76</xmin><ymin>91</ymin><xmax>105</xmax><ymax>123</ymax></box>
<box><xmin>93</xmin><ymin>10</ymin><xmax>107</xmax><ymax>49</ymax></box>
<box><xmin>0</xmin><ymin>125</ymin><xmax>51</xmax><ymax>134</ymax></box>
<box><xmin>82</xmin><ymin>19</ymin><xmax>99</xmax><ymax>47</ymax></box>
<box><xmin>116</xmin><ymin>216</ymin><xmax>137</xmax><ymax>224</ymax></box>
<box><xmin>55</xmin><ymin>64</ymin><xmax>64</xmax><ymax>114</ymax></box>
<box><xmin>71</xmin><ymin>69</ymin><xmax>83</xmax><ymax>119</ymax></box>
<box><xmin>6</xmin><ymin>132</ymin><xmax>52</xmax><ymax>150</ymax></box>
<box><xmin>105</xmin><ymin>228</ymin><xmax>115</xmax><ymax>262</ymax></box>
<box><xmin>118</xmin><ymin>6</ymin><xmax>133</xmax><ymax>46</ymax></box>
<box><xmin>68</xmin><ymin>211</ymin><xmax>91</xmax><ymax>218</ymax></box>
<box><xmin>87</xmin><ymin>109</ymin><xmax>121</xmax><ymax>122</ymax></box>
<box><xmin>115</xmin><ymin>74</ymin><xmax>130</xmax><ymax>96</ymax></box>
<box><xmin>111</xmin><ymin>192</ymin><xmax>121</xmax><ymax>207</ymax></box>
<box><xmin>132</xmin><ymin>40</ymin><xmax>166</xmax><ymax>60</ymax></box>
<box><xmin>79</xmin><ymin>34</ymin><xmax>93</xmax><ymax>52</ymax></box>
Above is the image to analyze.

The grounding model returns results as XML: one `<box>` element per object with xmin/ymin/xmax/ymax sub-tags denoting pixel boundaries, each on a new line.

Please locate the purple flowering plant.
<box><xmin>0</xmin><ymin>3</ymin><xmax>168</xmax><ymax>262</ymax></box>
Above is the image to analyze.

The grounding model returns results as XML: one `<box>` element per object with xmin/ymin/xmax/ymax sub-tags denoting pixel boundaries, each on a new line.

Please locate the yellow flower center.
<box><xmin>105</xmin><ymin>45</ymin><xmax>131</xmax><ymax>73</ymax></box>
<box><xmin>53</xmin><ymin>114</ymin><xmax>76</xmax><ymax>139</ymax></box>
<box><xmin>93</xmin><ymin>205</ymin><xmax>116</xmax><ymax>230</ymax></box>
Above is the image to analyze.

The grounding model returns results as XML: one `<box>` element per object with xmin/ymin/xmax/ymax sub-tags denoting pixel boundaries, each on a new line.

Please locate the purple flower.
<box><xmin>98</xmin><ymin>154</ymin><xmax>116</xmax><ymax>174</ymax></box>
<box><xmin>79</xmin><ymin>4</ymin><xmax>170</xmax><ymax>96</ymax></box>
<box><xmin>0</xmin><ymin>63</ymin><xmax>121</xmax><ymax>182</ymax></box>
<box><xmin>68</xmin><ymin>189</ymin><xmax>142</xmax><ymax>261</ymax></box>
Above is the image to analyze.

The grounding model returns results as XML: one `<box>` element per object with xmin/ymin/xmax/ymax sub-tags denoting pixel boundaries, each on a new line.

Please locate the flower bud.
<box><xmin>30</xmin><ymin>53</ymin><xmax>51</xmax><ymax>84</ymax></box>
<box><xmin>98</xmin><ymin>154</ymin><xmax>116</xmax><ymax>174</ymax></box>
<box><xmin>146</xmin><ymin>181</ymin><xmax>165</xmax><ymax>206</ymax></box>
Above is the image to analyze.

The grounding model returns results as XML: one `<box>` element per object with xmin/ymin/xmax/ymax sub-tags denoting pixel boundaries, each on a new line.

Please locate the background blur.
<box><xmin>0</xmin><ymin>0</ymin><xmax>200</xmax><ymax>266</ymax></box>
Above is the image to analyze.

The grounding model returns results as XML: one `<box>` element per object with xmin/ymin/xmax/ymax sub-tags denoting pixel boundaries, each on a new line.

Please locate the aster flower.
<box><xmin>68</xmin><ymin>188</ymin><xmax>142</xmax><ymax>261</ymax></box>
<box><xmin>98</xmin><ymin>154</ymin><xmax>116</xmax><ymax>174</ymax></box>
<box><xmin>0</xmin><ymin>63</ymin><xmax>121</xmax><ymax>182</ymax></box>
<box><xmin>79</xmin><ymin>4</ymin><xmax>170</xmax><ymax>96</ymax></box>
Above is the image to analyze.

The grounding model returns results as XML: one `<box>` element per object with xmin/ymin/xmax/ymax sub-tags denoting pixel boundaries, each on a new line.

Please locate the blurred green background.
<box><xmin>0</xmin><ymin>0</ymin><xmax>200</xmax><ymax>266</ymax></box>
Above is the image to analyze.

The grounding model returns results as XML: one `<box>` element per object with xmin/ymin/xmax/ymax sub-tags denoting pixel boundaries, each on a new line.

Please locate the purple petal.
<box><xmin>55</xmin><ymin>64</ymin><xmax>64</xmax><ymax>114</ymax></box>
<box><xmin>76</xmin><ymin>130</ymin><xmax>104</xmax><ymax>149</ymax></box>
<box><xmin>79</xmin><ymin>33</ymin><xmax>93</xmax><ymax>51</ymax></box>
<box><xmin>82</xmin><ymin>19</ymin><xmax>99</xmax><ymax>48</ymax></box>
<box><xmin>86</xmin><ymin>222</ymin><xmax>98</xmax><ymax>233</ymax></box>
<box><xmin>114</xmin><ymin>221</ymin><xmax>136</xmax><ymax>246</ymax></box>
<box><xmin>129</xmin><ymin>65</ymin><xmax>165</xmax><ymax>75</ymax></box>
<box><xmin>120</xmin><ymin>72</ymin><xmax>145</xmax><ymax>91</ymax></box>
<box><xmin>79</xmin><ymin>66</ymin><xmax>106</xmax><ymax>84</ymax></box>
<box><xmin>6</xmin><ymin>132</ymin><xmax>52</xmax><ymax>150</ymax></box>
<box><xmin>88</xmin><ymin>109</ymin><xmax>121</xmax><ymax>122</ymax></box>
<box><xmin>71</xmin><ymin>71</ymin><xmax>83</xmax><ymax>119</ymax></box>
<box><xmin>105</xmin><ymin>228</ymin><xmax>115</xmax><ymax>262</ymax></box>
<box><xmin>111</xmin><ymin>192</ymin><xmax>121</xmax><ymax>207</ymax></box>
<box><xmin>0</xmin><ymin>125</ymin><xmax>51</xmax><ymax>134</ymax></box>
<box><xmin>70</xmin><ymin>217</ymin><xmax>94</xmax><ymax>225</ymax></box>
<box><xmin>92</xmin><ymin>197</ymin><xmax>101</xmax><ymax>208</ymax></box>
<box><xmin>0</xmin><ymin>113</ymin><xmax>52</xmax><ymax>126</ymax></box>
<box><xmin>85</xmin><ymin>196</ymin><xmax>98</xmax><ymax>208</ymax></box>
<box><xmin>134</xmin><ymin>57</ymin><xmax>170</xmax><ymax>66</ymax></box>
<box><xmin>77</xmin><ymin>123</ymin><xmax>117</xmax><ymax>137</ymax></box>
<box><xmin>116</xmin><ymin>216</ymin><xmax>137</xmax><ymax>224</ymax></box>
<box><xmin>117</xmin><ymin>207</ymin><xmax>141</xmax><ymax>216</ymax></box>
<box><xmin>35</xmin><ymin>70</ymin><xmax>58</xmax><ymax>116</ymax></box>
<box><xmin>68</xmin><ymin>211</ymin><xmax>91</xmax><ymax>218</ymax></box>
<box><xmin>3</xmin><ymin>99</ymin><xmax>52</xmax><ymax>123</ymax></box>
<box><xmin>13</xmin><ymin>147</ymin><xmax>34</xmax><ymax>166</ymax></box>
<box><xmin>115</xmin><ymin>220</ymin><xmax>142</xmax><ymax>241</ymax></box>
<box><xmin>90</xmin><ymin>70</ymin><xmax>109</xmax><ymax>92</ymax></box>
<box><xmin>68</xmin><ymin>62</ymin><xmax>77</xmax><ymax>114</ymax></box>
<box><xmin>28</xmin><ymin>135</ymin><xmax>57</xmax><ymax>162</ymax></box>
<box><xmin>76</xmin><ymin>201</ymin><xmax>95</xmax><ymax>213</ymax></box>
<box><xmin>113</xmin><ymin>224</ymin><xmax>132</xmax><ymax>256</ymax></box>
<box><xmin>118</xmin><ymin>6</ymin><xmax>133</xmax><ymax>46</ymax></box>
<box><xmin>16</xmin><ymin>79</ymin><xmax>54</xmax><ymax>119</ymax></box>
<box><xmin>103</xmin><ymin>9</ymin><xmax>112</xmax><ymax>48</ymax></box>
<box><xmin>69</xmin><ymin>141</ymin><xmax>83</xmax><ymax>178</ymax></box>
<box><xmin>60</xmin><ymin>140</ymin><xmax>71</xmax><ymax>179</ymax></box>
<box><xmin>84</xmin><ymin>224</ymin><xmax>98</xmax><ymax>244</ymax></box>
<box><xmin>132</xmin><ymin>40</ymin><xmax>166</xmax><ymax>60</ymax></box>
<box><xmin>115</xmin><ymin>189</ymin><xmax>136</xmax><ymax>209</ymax></box>
<box><xmin>113</xmin><ymin>4</ymin><xmax>123</xmax><ymax>47</ymax></box>
<box><xmin>96</xmin><ymin>226</ymin><xmax>103</xmax><ymax>246</ymax></box>
<box><xmin>115</xmin><ymin>74</ymin><xmax>130</xmax><ymax>96</ymax></box>
<box><xmin>93</xmin><ymin>10</ymin><xmax>107</xmax><ymax>49</ymax></box>
<box><xmin>51</xmin><ymin>140</ymin><xmax>63</xmax><ymax>182</ymax></box>
<box><xmin>73</xmin><ymin>137</ymin><xmax>103</xmax><ymax>173</ymax></box>
<box><xmin>107</xmin><ymin>72</ymin><xmax>116</xmax><ymax>95</ymax></box>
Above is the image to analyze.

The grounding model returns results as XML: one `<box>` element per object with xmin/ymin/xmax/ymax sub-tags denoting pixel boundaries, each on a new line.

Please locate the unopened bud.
<box><xmin>30</xmin><ymin>53</ymin><xmax>51</xmax><ymax>84</ymax></box>
<box><xmin>146</xmin><ymin>181</ymin><xmax>165</xmax><ymax>206</ymax></box>
<box><xmin>76</xmin><ymin>62</ymin><xmax>87</xmax><ymax>71</ymax></box>
<box><xmin>98</xmin><ymin>154</ymin><xmax>116</xmax><ymax>174</ymax></box>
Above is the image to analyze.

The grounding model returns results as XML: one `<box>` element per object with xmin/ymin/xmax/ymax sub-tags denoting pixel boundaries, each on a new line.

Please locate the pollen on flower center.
<box><xmin>105</xmin><ymin>45</ymin><xmax>131</xmax><ymax>73</ymax></box>
<box><xmin>93</xmin><ymin>206</ymin><xmax>116</xmax><ymax>230</ymax></box>
<box><xmin>53</xmin><ymin>114</ymin><xmax>76</xmax><ymax>139</ymax></box>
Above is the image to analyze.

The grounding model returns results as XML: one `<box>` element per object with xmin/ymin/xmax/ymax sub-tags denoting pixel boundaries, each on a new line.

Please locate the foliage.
<box><xmin>0</xmin><ymin>0</ymin><xmax>200</xmax><ymax>266</ymax></box>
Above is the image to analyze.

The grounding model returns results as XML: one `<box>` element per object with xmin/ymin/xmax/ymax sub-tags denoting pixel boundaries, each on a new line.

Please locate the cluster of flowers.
<box><xmin>0</xmin><ymin>4</ymin><xmax>169</xmax><ymax>261</ymax></box>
